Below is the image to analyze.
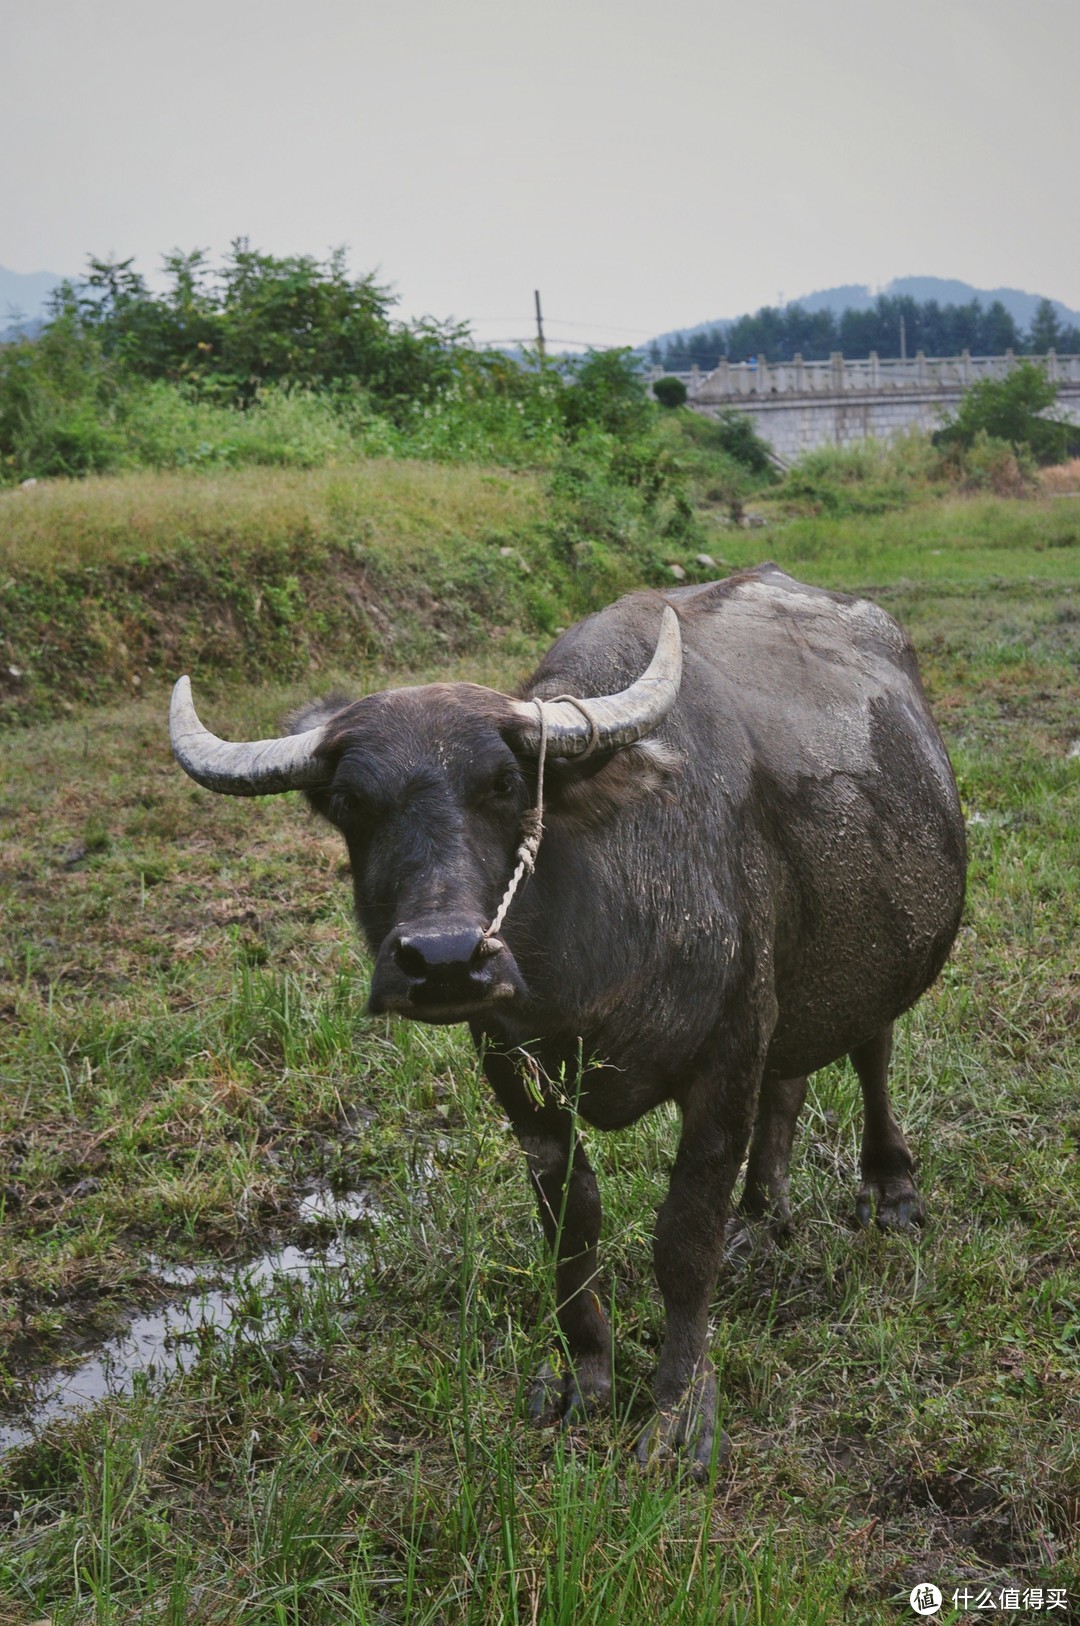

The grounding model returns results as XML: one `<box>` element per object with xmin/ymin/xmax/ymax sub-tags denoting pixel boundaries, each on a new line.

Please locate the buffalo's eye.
<box><xmin>488</xmin><ymin>769</ymin><xmax>520</xmax><ymax>801</ymax></box>
<box><xmin>328</xmin><ymin>787</ymin><xmax>368</xmax><ymax>825</ymax></box>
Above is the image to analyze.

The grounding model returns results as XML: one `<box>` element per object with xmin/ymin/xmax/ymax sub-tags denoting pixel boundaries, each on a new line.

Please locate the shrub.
<box><xmin>934</xmin><ymin>360</ymin><xmax>1080</xmax><ymax>466</ymax></box>
<box><xmin>951</xmin><ymin>430</ymin><xmax>1036</xmax><ymax>497</ymax></box>
<box><xmin>0</xmin><ymin>311</ymin><xmax>128</xmax><ymax>480</ymax></box>
<box><xmin>652</xmin><ymin>376</ymin><xmax>688</xmax><ymax>409</ymax></box>
<box><xmin>708</xmin><ymin>409</ymin><xmax>777</xmax><ymax>477</ymax></box>
<box><xmin>558</xmin><ymin>349</ymin><xmax>654</xmax><ymax>441</ymax></box>
<box><xmin>121</xmin><ymin>382</ymin><xmax>355</xmax><ymax>470</ymax></box>
<box><xmin>545</xmin><ymin>424</ymin><xmax>699</xmax><ymax>571</ymax></box>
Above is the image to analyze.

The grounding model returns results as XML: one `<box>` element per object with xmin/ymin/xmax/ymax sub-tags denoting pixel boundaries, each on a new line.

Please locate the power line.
<box><xmin>469</xmin><ymin>315</ymin><xmax>662</xmax><ymax>338</ymax></box>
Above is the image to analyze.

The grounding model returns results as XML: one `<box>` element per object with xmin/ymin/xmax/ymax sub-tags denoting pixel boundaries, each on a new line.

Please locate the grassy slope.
<box><xmin>0</xmin><ymin>468</ymin><xmax>1078</xmax><ymax>1622</ymax></box>
<box><xmin>1</xmin><ymin>458</ymin><xmax>682</xmax><ymax>726</ymax></box>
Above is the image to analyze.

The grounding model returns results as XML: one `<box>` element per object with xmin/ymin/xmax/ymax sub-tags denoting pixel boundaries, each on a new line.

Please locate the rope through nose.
<box><xmin>484</xmin><ymin>700</ymin><xmax>548</xmax><ymax>941</ymax></box>
<box><xmin>483</xmin><ymin>693</ymin><xmax>604</xmax><ymax>941</ymax></box>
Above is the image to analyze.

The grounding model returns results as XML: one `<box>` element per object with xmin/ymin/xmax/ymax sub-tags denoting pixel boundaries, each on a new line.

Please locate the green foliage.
<box><xmin>120</xmin><ymin>381</ymin><xmax>359</xmax><ymax>470</ymax></box>
<box><xmin>0</xmin><ymin>309</ymin><xmax>128</xmax><ymax>478</ymax></box>
<box><xmin>70</xmin><ymin>242</ymin><xmax>463</xmax><ymax>410</ymax></box>
<box><xmin>546</xmin><ymin>424</ymin><xmax>698</xmax><ymax>574</ymax></box>
<box><xmin>649</xmin><ymin>408</ymin><xmax>776</xmax><ymax>521</ymax></box>
<box><xmin>0</xmin><ymin>256</ymin><xmax>692</xmax><ymax>494</ymax></box>
<box><xmin>707</xmin><ymin>408</ymin><xmax>777</xmax><ymax>477</ymax></box>
<box><xmin>386</xmin><ymin>350</ymin><xmax>565</xmax><ymax>467</ymax></box>
<box><xmin>651</xmin><ymin>374</ymin><xmax>687</xmax><ymax>409</ymax></box>
<box><xmin>557</xmin><ymin>347</ymin><xmax>653</xmax><ymax>441</ymax></box>
<box><xmin>935</xmin><ymin>361</ymin><xmax>1080</xmax><ymax>467</ymax></box>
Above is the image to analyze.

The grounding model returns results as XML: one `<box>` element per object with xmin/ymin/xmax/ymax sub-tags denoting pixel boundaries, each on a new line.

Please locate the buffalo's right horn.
<box><xmin>170</xmin><ymin>677</ymin><xmax>333</xmax><ymax>795</ymax></box>
<box><xmin>511</xmin><ymin>604</ymin><xmax>682</xmax><ymax>757</ymax></box>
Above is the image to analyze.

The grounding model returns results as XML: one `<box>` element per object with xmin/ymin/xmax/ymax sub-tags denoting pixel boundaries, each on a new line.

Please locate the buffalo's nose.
<box><xmin>392</xmin><ymin>925</ymin><xmax>493</xmax><ymax>978</ymax></box>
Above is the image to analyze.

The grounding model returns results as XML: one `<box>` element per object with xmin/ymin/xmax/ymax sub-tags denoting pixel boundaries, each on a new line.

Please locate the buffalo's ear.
<box><xmin>285</xmin><ymin>692</ymin><xmax>357</xmax><ymax>737</ymax></box>
<box><xmin>536</xmin><ymin>737</ymin><xmax>683</xmax><ymax>829</ymax></box>
<box><xmin>283</xmin><ymin>694</ymin><xmax>357</xmax><ymax>818</ymax></box>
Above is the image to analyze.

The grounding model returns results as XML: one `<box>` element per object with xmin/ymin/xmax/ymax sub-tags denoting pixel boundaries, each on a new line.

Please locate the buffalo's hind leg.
<box><xmin>852</xmin><ymin>1024</ymin><xmax>924</xmax><ymax>1230</ymax></box>
<box><xmin>482</xmin><ymin>1049</ymin><xmax>612</xmax><ymax>1427</ymax></box>
<box><xmin>737</xmin><ymin>1073</ymin><xmax>808</xmax><ymax>1232</ymax></box>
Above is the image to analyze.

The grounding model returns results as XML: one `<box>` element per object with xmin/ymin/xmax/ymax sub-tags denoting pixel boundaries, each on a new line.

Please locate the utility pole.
<box><xmin>534</xmin><ymin>289</ymin><xmax>546</xmax><ymax>360</ymax></box>
<box><xmin>900</xmin><ymin>315</ymin><xmax>907</xmax><ymax>363</ymax></box>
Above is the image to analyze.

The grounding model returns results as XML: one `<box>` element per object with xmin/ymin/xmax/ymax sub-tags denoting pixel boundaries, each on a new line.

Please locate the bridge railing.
<box><xmin>648</xmin><ymin>351</ymin><xmax>1080</xmax><ymax>401</ymax></box>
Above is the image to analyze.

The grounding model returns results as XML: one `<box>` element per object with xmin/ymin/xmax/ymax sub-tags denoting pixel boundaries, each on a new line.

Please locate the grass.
<box><xmin>0</xmin><ymin>457</ymin><xmax>692</xmax><ymax>726</ymax></box>
<box><xmin>0</xmin><ymin>461</ymin><xmax>547</xmax><ymax>574</ymax></box>
<box><xmin>1</xmin><ymin>467</ymin><xmax>1078</xmax><ymax>1621</ymax></box>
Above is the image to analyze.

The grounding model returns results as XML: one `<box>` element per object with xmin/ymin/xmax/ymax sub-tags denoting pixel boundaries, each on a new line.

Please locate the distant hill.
<box><xmin>646</xmin><ymin>277</ymin><xmax>1080</xmax><ymax>354</ymax></box>
<box><xmin>0</xmin><ymin>264</ymin><xmax>67</xmax><ymax>340</ymax></box>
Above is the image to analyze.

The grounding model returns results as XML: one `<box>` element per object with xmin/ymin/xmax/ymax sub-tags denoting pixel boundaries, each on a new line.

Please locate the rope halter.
<box><xmin>483</xmin><ymin>694</ymin><xmax>603</xmax><ymax>941</ymax></box>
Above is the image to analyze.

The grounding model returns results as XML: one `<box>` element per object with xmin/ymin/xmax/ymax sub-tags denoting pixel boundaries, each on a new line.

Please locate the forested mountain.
<box><xmin>648</xmin><ymin>278</ymin><xmax>1080</xmax><ymax>371</ymax></box>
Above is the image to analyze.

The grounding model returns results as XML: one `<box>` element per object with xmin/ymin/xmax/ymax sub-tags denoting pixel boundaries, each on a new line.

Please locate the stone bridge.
<box><xmin>648</xmin><ymin>351</ymin><xmax>1080</xmax><ymax>465</ymax></box>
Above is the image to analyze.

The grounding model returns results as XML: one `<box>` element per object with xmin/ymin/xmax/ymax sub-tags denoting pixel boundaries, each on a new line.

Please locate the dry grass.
<box><xmin>1038</xmin><ymin>458</ymin><xmax>1080</xmax><ymax>496</ymax></box>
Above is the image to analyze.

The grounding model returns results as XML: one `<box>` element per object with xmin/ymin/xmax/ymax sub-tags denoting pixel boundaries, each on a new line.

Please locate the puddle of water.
<box><xmin>297</xmin><ymin>1186</ymin><xmax>380</xmax><ymax>1226</ymax></box>
<box><xmin>0</xmin><ymin>1185</ymin><xmax>378</xmax><ymax>1457</ymax></box>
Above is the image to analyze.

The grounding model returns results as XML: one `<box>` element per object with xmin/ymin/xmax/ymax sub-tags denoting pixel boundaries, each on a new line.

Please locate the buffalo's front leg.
<box><xmin>482</xmin><ymin>1049</ymin><xmax>612</xmax><ymax>1425</ymax></box>
<box><xmin>851</xmin><ymin>1024</ymin><xmax>924</xmax><ymax>1229</ymax></box>
<box><xmin>637</xmin><ymin>1066</ymin><xmax>759</xmax><ymax>1471</ymax></box>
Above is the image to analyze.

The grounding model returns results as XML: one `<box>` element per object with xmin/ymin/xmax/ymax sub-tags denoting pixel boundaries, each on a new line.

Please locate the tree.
<box><xmin>977</xmin><ymin>301</ymin><xmax>1022</xmax><ymax>355</ymax></box>
<box><xmin>934</xmin><ymin>360</ymin><xmax>1078</xmax><ymax>465</ymax></box>
<box><xmin>559</xmin><ymin>348</ymin><xmax>653</xmax><ymax>440</ymax></box>
<box><xmin>32</xmin><ymin>242</ymin><xmax>468</xmax><ymax>415</ymax></box>
<box><xmin>1027</xmin><ymin>298</ymin><xmax>1063</xmax><ymax>355</ymax></box>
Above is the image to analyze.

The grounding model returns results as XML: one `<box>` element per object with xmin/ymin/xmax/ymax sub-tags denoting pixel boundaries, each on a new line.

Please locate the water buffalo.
<box><xmin>170</xmin><ymin>563</ymin><xmax>966</xmax><ymax>1467</ymax></box>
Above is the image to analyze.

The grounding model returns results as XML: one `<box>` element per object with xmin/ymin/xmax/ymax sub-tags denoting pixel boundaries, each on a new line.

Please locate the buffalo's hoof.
<box><xmin>855</xmin><ymin>1174</ymin><xmax>925</xmax><ymax>1231</ymax></box>
<box><xmin>634</xmin><ymin>1371</ymin><xmax>729</xmax><ymax>1478</ymax></box>
<box><xmin>725</xmin><ymin>1212</ymin><xmax>784</xmax><ymax>1269</ymax></box>
<box><xmin>527</xmin><ymin>1355</ymin><xmax>611</xmax><ymax>1428</ymax></box>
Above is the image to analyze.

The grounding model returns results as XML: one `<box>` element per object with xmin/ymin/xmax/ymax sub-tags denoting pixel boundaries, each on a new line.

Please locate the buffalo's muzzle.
<box><xmin>369</xmin><ymin>920</ymin><xmax>522</xmax><ymax>1022</ymax></box>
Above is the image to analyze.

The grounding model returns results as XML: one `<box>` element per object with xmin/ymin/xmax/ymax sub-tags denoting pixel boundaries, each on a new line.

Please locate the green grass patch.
<box><xmin>1</xmin><ymin>467</ymin><xmax>1078</xmax><ymax>1620</ymax></box>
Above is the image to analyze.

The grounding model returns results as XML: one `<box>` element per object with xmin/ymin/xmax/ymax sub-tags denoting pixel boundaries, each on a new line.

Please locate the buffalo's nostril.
<box><xmin>393</xmin><ymin>925</ymin><xmax>491</xmax><ymax>978</ymax></box>
<box><xmin>394</xmin><ymin>940</ymin><xmax>429</xmax><ymax>978</ymax></box>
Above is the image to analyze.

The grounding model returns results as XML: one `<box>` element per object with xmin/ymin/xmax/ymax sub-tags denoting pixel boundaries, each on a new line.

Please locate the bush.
<box><xmin>707</xmin><ymin>409</ymin><xmax>777</xmax><ymax>477</ymax></box>
<box><xmin>950</xmin><ymin>430</ymin><xmax>1036</xmax><ymax>497</ymax></box>
<box><xmin>934</xmin><ymin>361</ymin><xmax>1080</xmax><ymax>466</ymax></box>
<box><xmin>558</xmin><ymin>349</ymin><xmax>654</xmax><ymax>441</ymax></box>
<box><xmin>121</xmin><ymin>382</ymin><xmax>357</xmax><ymax>470</ymax></box>
<box><xmin>546</xmin><ymin>425</ymin><xmax>699</xmax><ymax>572</ymax></box>
<box><xmin>652</xmin><ymin>376</ymin><xmax>688</xmax><ymax>409</ymax></box>
<box><xmin>388</xmin><ymin>352</ymin><xmax>564</xmax><ymax>467</ymax></box>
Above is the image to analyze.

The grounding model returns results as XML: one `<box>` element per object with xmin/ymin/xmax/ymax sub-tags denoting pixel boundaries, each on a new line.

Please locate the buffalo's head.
<box><xmin>170</xmin><ymin>607</ymin><xmax>681</xmax><ymax>1025</ymax></box>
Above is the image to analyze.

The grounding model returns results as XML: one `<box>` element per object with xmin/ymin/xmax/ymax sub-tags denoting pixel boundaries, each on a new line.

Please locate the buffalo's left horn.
<box><xmin>512</xmin><ymin>604</ymin><xmax>682</xmax><ymax>756</ymax></box>
<box><xmin>170</xmin><ymin>676</ymin><xmax>333</xmax><ymax>795</ymax></box>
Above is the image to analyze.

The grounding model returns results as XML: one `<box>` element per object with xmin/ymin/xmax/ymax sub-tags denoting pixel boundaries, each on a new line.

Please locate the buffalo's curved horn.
<box><xmin>512</xmin><ymin>604</ymin><xmax>682</xmax><ymax>757</ymax></box>
<box><xmin>170</xmin><ymin>676</ymin><xmax>333</xmax><ymax>795</ymax></box>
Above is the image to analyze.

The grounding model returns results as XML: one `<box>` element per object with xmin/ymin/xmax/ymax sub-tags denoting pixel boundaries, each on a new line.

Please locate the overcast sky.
<box><xmin>4</xmin><ymin>0</ymin><xmax>1078</xmax><ymax>347</ymax></box>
